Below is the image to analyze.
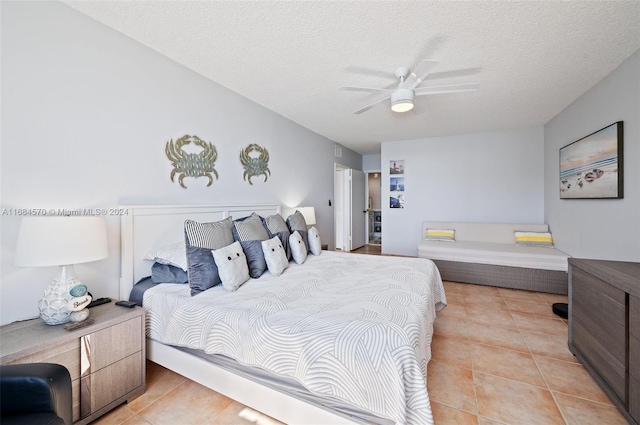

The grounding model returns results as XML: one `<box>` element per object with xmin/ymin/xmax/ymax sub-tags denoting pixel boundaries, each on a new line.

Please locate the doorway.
<box><xmin>366</xmin><ymin>172</ymin><xmax>382</xmax><ymax>246</ymax></box>
<box><xmin>334</xmin><ymin>164</ymin><xmax>366</xmax><ymax>252</ymax></box>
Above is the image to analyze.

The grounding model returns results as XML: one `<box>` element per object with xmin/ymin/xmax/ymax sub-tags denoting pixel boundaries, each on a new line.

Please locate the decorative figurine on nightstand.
<box><xmin>66</xmin><ymin>284</ymin><xmax>91</xmax><ymax>323</ymax></box>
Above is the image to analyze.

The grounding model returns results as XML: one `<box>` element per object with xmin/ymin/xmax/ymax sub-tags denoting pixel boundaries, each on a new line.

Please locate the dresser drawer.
<box><xmin>631</xmin><ymin>296</ymin><xmax>640</xmax><ymax>339</ymax></box>
<box><xmin>630</xmin><ymin>375</ymin><xmax>640</xmax><ymax>424</ymax></box>
<box><xmin>81</xmin><ymin>351</ymin><xmax>143</xmax><ymax>416</ymax></box>
<box><xmin>571</xmin><ymin>268</ymin><xmax>626</xmax><ymax>365</ymax></box>
<box><xmin>87</xmin><ymin>316</ymin><xmax>142</xmax><ymax>372</ymax></box>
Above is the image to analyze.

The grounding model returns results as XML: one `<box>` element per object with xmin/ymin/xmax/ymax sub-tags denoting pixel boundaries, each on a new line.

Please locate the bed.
<box><xmin>119</xmin><ymin>204</ymin><xmax>446</xmax><ymax>424</ymax></box>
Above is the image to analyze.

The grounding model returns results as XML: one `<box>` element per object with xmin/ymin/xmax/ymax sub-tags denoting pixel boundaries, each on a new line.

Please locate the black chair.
<box><xmin>1</xmin><ymin>363</ymin><xmax>73</xmax><ymax>425</ymax></box>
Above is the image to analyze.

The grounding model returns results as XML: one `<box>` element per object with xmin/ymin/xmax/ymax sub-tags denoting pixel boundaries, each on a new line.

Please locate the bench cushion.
<box><xmin>418</xmin><ymin>240</ymin><xmax>569</xmax><ymax>272</ymax></box>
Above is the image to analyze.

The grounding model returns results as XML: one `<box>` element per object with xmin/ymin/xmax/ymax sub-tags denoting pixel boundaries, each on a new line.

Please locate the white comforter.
<box><xmin>144</xmin><ymin>251</ymin><xmax>446</xmax><ymax>424</ymax></box>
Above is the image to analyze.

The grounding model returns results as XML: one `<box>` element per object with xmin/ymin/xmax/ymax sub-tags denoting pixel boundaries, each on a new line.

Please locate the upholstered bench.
<box><xmin>418</xmin><ymin>221</ymin><xmax>570</xmax><ymax>294</ymax></box>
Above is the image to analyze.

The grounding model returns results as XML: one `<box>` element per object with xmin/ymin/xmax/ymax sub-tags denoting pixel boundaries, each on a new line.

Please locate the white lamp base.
<box><xmin>38</xmin><ymin>265</ymin><xmax>81</xmax><ymax>325</ymax></box>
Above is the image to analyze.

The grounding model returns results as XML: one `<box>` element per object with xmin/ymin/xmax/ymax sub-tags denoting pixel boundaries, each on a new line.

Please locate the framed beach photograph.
<box><xmin>559</xmin><ymin>121</ymin><xmax>623</xmax><ymax>199</ymax></box>
<box><xmin>390</xmin><ymin>177</ymin><xmax>405</xmax><ymax>192</ymax></box>
<box><xmin>389</xmin><ymin>160</ymin><xmax>404</xmax><ymax>175</ymax></box>
<box><xmin>390</xmin><ymin>192</ymin><xmax>405</xmax><ymax>208</ymax></box>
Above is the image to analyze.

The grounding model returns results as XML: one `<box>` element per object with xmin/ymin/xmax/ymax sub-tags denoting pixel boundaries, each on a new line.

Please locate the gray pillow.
<box><xmin>151</xmin><ymin>263</ymin><xmax>189</xmax><ymax>284</ymax></box>
<box><xmin>263</xmin><ymin>214</ymin><xmax>291</xmax><ymax>260</ymax></box>
<box><xmin>286</xmin><ymin>210</ymin><xmax>309</xmax><ymax>252</ymax></box>
<box><xmin>232</xmin><ymin>213</ymin><xmax>270</xmax><ymax>278</ymax></box>
<box><xmin>184</xmin><ymin>217</ymin><xmax>234</xmax><ymax>296</ymax></box>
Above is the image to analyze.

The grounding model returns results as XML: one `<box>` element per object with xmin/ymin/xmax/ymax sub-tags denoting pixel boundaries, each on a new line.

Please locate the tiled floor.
<box><xmin>428</xmin><ymin>281</ymin><xmax>628</xmax><ymax>425</ymax></box>
<box><xmin>94</xmin><ymin>272</ymin><xmax>628</xmax><ymax>424</ymax></box>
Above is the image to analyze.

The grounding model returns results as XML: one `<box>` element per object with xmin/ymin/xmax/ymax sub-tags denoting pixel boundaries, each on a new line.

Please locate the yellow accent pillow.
<box><xmin>425</xmin><ymin>229</ymin><xmax>455</xmax><ymax>242</ymax></box>
<box><xmin>514</xmin><ymin>231</ymin><xmax>554</xmax><ymax>247</ymax></box>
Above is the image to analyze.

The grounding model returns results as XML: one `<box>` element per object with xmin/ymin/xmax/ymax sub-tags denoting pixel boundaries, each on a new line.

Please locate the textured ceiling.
<box><xmin>63</xmin><ymin>1</ymin><xmax>640</xmax><ymax>155</ymax></box>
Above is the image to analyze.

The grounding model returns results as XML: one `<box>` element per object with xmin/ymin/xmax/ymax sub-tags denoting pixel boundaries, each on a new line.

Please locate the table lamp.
<box><xmin>14</xmin><ymin>216</ymin><xmax>108</xmax><ymax>325</ymax></box>
<box><xmin>297</xmin><ymin>207</ymin><xmax>316</xmax><ymax>227</ymax></box>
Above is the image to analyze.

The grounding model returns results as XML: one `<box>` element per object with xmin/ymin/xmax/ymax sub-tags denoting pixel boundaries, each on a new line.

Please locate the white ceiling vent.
<box><xmin>335</xmin><ymin>145</ymin><xmax>343</xmax><ymax>158</ymax></box>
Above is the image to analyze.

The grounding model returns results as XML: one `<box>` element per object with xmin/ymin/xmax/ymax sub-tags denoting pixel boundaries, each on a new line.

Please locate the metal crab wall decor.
<box><xmin>240</xmin><ymin>144</ymin><xmax>270</xmax><ymax>185</ymax></box>
<box><xmin>165</xmin><ymin>135</ymin><xmax>219</xmax><ymax>189</ymax></box>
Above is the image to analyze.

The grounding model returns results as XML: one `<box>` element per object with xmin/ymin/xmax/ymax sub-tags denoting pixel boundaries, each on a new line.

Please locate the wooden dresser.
<box><xmin>0</xmin><ymin>301</ymin><xmax>146</xmax><ymax>424</ymax></box>
<box><xmin>568</xmin><ymin>258</ymin><xmax>640</xmax><ymax>425</ymax></box>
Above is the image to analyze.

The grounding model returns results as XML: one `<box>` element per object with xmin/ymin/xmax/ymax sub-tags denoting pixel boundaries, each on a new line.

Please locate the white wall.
<box><xmin>544</xmin><ymin>49</ymin><xmax>640</xmax><ymax>261</ymax></box>
<box><xmin>0</xmin><ymin>1</ymin><xmax>361</xmax><ymax>325</ymax></box>
<box><xmin>381</xmin><ymin>127</ymin><xmax>545</xmax><ymax>256</ymax></box>
<box><xmin>363</xmin><ymin>154</ymin><xmax>382</xmax><ymax>172</ymax></box>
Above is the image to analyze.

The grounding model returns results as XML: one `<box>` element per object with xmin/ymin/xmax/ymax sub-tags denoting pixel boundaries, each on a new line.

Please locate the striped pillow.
<box><xmin>425</xmin><ymin>228</ymin><xmax>455</xmax><ymax>242</ymax></box>
<box><xmin>514</xmin><ymin>231</ymin><xmax>554</xmax><ymax>247</ymax></box>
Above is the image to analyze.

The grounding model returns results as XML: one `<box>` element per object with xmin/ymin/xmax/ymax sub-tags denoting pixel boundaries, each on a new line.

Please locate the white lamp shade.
<box><xmin>297</xmin><ymin>207</ymin><xmax>316</xmax><ymax>226</ymax></box>
<box><xmin>15</xmin><ymin>216</ymin><xmax>108</xmax><ymax>267</ymax></box>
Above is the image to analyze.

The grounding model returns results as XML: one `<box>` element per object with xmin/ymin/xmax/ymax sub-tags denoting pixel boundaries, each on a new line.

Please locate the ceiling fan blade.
<box><xmin>340</xmin><ymin>86</ymin><xmax>393</xmax><ymax>93</ymax></box>
<box><xmin>414</xmin><ymin>83</ymin><xmax>480</xmax><ymax>96</ymax></box>
<box><xmin>352</xmin><ymin>96</ymin><xmax>391</xmax><ymax>114</ymax></box>
<box><xmin>400</xmin><ymin>60</ymin><xmax>439</xmax><ymax>90</ymax></box>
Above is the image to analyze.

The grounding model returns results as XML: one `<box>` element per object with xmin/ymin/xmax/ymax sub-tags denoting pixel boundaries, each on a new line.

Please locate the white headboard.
<box><xmin>119</xmin><ymin>204</ymin><xmax>282</xmax><ymax>299</ymax></box>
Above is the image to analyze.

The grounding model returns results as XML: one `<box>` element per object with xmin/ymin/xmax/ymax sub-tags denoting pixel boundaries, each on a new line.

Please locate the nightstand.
<box><xmin>0</xmin><ymin>300</ymin><xmax>146</xmax><ymax>424</ymax></box>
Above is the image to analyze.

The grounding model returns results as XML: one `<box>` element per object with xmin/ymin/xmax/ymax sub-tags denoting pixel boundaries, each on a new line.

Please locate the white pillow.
<box><xmin>144</xmin><ymin>242</ymin><xmax>188</xmax><ymax>271</ymax></box>
<box><xmin>211</xmin><ymin>241</ymin><xmax>250</xmax><ymax>291</ymax></box>
<box><xmin>289</xmin><ymin>231</ymin><xmax>307</xmax><ymax>265</ymax></box>
<box><xmin>261</xmin><ymin>236</ymin><xmax>289</xmax><ymax>277</ymax></box>
<box><xmin>308</xmin><ymin>227</ymin><xmax>322</xmax><ymax>255</ymax></box>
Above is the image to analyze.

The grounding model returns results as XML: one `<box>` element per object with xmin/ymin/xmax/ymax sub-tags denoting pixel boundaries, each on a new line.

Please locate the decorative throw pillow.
<box><xmin>308</xmin><ymin>226</ymin><xmax>322</xmax><ymax>255</ymax></box>
<box><xmin>151</xmin><ymin>263</ymin><xmax>189</xmax><ymax>284</ymax></box>
<box><xmin>261</xmin><ymin>236</ymin><xmax>289</xmax><ymax>277</ymax></box>
<box><xmin>211</xmin><ymin>241</ymin><xmax>250</xmax><ymax>291</ymax></box>
<box><xmin>425</xmin><ymin>229</ymin><xmax>455</xmax><ymax>242</ymax></box>
<box><xmin>289</xmin><ymin>231</ymin><xmax>308</xmax><ymax>265</ymax></box>
<box><xmin>263</xmin><ymin>214</ymin><xmax>292</xmax><ymax>260</ymax></box>
<box><xmin>184</xmin><ymin>217</ymin><xmax>235</xmax><ymax>296</ymax></box>
<box><xmin>286</xmin><ymin>210</ymin><xmax>309</xmax><ymax>252</ymax></box>
<box><xmin>144</xmin><ymin>242</ymin><xmax>188</xmax><ymax>271</ymax></box>
<box><xmin>232</xmin><ymin>213</ymin><xmax>270</xmax><ymax>279</ymax></box>
<box><xmin>515</xmin><ymin>231</ymin><xmax>554</xmax><ymax>247</ymax></box>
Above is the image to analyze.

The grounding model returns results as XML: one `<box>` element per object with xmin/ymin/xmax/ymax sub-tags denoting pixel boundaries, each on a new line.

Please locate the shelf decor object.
<box><xmin>240</xmin><ymin>143</ymin><xmax>270</xmax><ymax>185</ymax></box>
<box><xmin>560</xmin><ymin>121</ymin><xmax>623</xmax><ymax>199</ymax></box>
<box><xmin>165</xmin><ymin>134</ymin><xmax>219</xmax><ymax>189</ymax></box>
<box><xmin>14</xmin><ymin>216</ymin><xmax>108</xmax><ymax>325</ymax></box>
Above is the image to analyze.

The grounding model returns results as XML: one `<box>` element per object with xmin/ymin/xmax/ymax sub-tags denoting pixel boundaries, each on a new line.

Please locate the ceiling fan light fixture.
<box><xmin>390</xmin><ymin>89</ymin><xmax>415</xmax><ymax>113</ymax></box>
<box><xmin>391</xmin><ymin>99</ymin><xmax>414</xmax><ymax>113</ymax></box>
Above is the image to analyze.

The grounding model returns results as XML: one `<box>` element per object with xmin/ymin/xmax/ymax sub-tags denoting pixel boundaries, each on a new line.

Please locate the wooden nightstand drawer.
<box><xmin>85</xmin><ymin>316</ymin><xmax>142</xmax><ymax>372</ymax></box>
<box><xmin>82</xmin><ymin>352</ymin><xmax>143</xmax><ymax>415</ymax></box>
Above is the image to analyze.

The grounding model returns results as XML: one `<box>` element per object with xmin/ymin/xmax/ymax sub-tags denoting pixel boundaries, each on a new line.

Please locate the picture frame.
<box><xmin>559</xmin><ymin>121</ymin><xmax>623</xmax><ymax>199</ymax></box>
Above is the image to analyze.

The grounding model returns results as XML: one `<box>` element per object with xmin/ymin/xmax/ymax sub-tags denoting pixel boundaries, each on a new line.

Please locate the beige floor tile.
<box><xmin>474</xmin><ymin>372</ymin><xmax>564</xmax><ymax>425</ymax></box>
<box><xmin>127</xmin><ymin>361</ymin><xmax>187</xmax><ymax>413</ymax></box>
<box><xmin>511</xmin><ymin>312</ymin><xmax>568</xmax><ymax>336</ymax></box>
<box><xmin>503</xmin><ymin>298</ymin><xmax>556</xmax><ymax>318</ymax></box>
<box><xmin>92</xmin><ymin>404</ymin><xmax>136</xmax><ymax>425</ymax></box>
<box><xmin>465</xmin><ymin>304</ymin><xmax>517</xmax><ymax>329</ymax></box>
<box><xmin>498</xmin><ymin>287</ymin><xmax>544</xmax><ymax>302</ymax></box>
<box><xmin>212</xmin><ymin>401</ymin><xmax>284</xmax><ymax>425</ymax></box>
<box><xmin>534</xmin><ymin>356</ymin><xmax>613</xmax><ymax>405</ymax></box>
<box><xmin>138</xmin><ymin>380</ymin><xmax>234</xmax><ymax>425</ymax></box>
<box><xmin>521</xmin><ymin>330</ymin><xmax>579</xmax><ymax>363</ymax></box>
<box><xmin>431</xmin><ymin>401</ymin><xmax>479</xmax><ymax>424</ymax></box>
<box><xmin>427</xmin><ymin>360</ymin><xmax>477</xmax><ymax>414</ymax></box>
<box><xmin>437</xmin><ymin>303</ymin><xmax>468</xmax><ymax>320</ymax></box>
<box><xmin>462</xmin><ymin>284</ymin><xmax>502</xmax><ymax>298</ymax></box>
<box><xmin>121</xmin><ymin>415</ymin><xmax>153</xmax><ymax>425</ymax></box>
<box><xmin>470</xmin><ymin>343</ymin><xmax>546</xmax><ymax>388</ymax></box>
<box><xmin>443</xmin><ymin>281</ymin><xmax>466</xmax><ymax>294</ymax></box>
<box><xmin>553</xmin><ymin>393</ymin><xmax>628</xmax><ymax>425</ymax></box>
<box><xmin>467</xmin><ymin>321</ymin><xmax>529</xmax><ymax>353</ymax></box>
<box><xmin>538</xmin><ymin>293</ymin><xmax>569</xmax><ymax>306</ymax></box>
<box><xmin>431</xmin><ymin>334</ymin><xmax>472</xmax><ymax>369</ymax></box>
<box><xmin>445</xmin><ymin>292</ymin><xmax>466</xmax><ymax>306</ymax></box>
<box><xmin>477</xmin><ymin>417</ymin><xmax>507</xmax><ymax>425</ymax></box>
<box><xmin>434</xmin><ymin>314</ymin><xmax>470</xmax><ymax>340</ymax></box>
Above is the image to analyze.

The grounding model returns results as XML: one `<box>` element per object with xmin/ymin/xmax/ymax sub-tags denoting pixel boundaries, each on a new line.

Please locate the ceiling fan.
<box><xmin>340</xmin><ymin>60</ymin><xmax>479</xmax><ymax>114</ymax></box>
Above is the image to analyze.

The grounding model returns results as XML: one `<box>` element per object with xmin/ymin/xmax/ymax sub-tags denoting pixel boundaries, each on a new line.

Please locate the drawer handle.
<box><xmin>80</xmin><ymin>335</ymin><xmax>92</xmax><ymax>418</ymax></box>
